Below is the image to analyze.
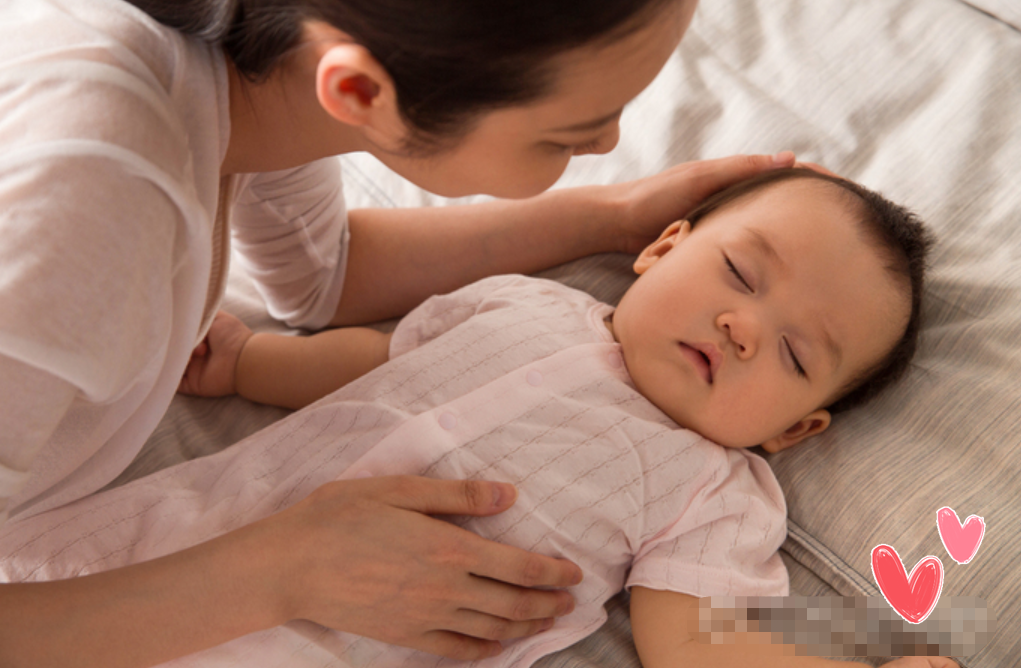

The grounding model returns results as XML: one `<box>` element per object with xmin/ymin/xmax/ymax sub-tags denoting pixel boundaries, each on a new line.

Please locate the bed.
<box><xmin>56</xmin><ymin>0</ymin><xmax>1021</xmax><ymax>665</ymax></box>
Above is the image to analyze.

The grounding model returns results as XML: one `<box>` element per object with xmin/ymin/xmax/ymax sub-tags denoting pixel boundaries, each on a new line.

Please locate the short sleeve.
<box><xmin>230</xmin><ymin>158</ymin><xmax>350</xmax><ymax>330</ymax></box>
<box><xmin>389</xmin><ymin>275</ymin><xmax>527</xmax><ymax>358</ymax></box>
<box><xmin>626</xmin><ymin>449</ymin><xmax>789</xmax><ymax>597</ymax></box>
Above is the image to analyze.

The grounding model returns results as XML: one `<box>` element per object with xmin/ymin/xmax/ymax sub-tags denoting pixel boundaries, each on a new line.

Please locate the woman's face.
<box><xmin>370</xmin><ymin>0</ymin><xmax>697</xmax><ymax>199</ymax></box>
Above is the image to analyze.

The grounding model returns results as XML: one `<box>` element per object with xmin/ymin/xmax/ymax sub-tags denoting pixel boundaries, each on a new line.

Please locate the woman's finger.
<box><xmin>447</xmin><ymin>606</ymin><xmax>556</xmax><ymax>642</ymax></box>
<box><xmin>451</xmin><ymin>568</ymin><xmax>576</xmax><ymax>623</ymax></box>
<box><xmin>271</xmin><ymin>477</ymin><xmax>582</xmax><ymax>648</ymax></box>
<box><xmin>794</xmin><ymin>160</ymin><xmax>840</xmax><ymax>177</ymax></box>
<box><xmin>375</xmin><ymin>475</ymin><xmax>519</xmax><ymax>516</ymax></box>
<box><xmin>681</xmin><ymin>151</ymin><xmax>796</xmax><ymax>203</ymax></box>
<box><xmin>372</xmin><ymin>476</ymin><xmax>584</xmax><ymax>590</ymax></box>
<box><xmin>415</xmin><ymin>630</ymin><xmax>503</xmax><ymax>662</ymax></box>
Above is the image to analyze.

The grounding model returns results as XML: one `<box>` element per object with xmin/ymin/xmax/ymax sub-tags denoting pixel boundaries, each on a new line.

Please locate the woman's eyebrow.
<box><xmin>549</xmin><ymin>108</ymin><xmax>623</xmax><ymax>133</ymax></box>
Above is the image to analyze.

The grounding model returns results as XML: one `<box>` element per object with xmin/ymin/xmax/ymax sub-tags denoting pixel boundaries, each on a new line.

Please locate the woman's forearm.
<box><xmin>0</xmin><ymin>522</ymin><xmax>285</xmax><ymax>668</ymax></box>
<box><xmin>333</xmin><ymin>185</ymin><xmax>617</xmax><ymax>325</ymax></box>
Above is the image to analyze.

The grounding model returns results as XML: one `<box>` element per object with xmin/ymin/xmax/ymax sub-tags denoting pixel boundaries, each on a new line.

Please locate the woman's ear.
<box><xmin>633</xmin><ymin>220</ymin><xmax>692</xmax><ymax>275</ymax></box>
<box><xmin>315</xmin><ymin>43</ymin><xmax>398</xmax><ymax>132</ymax></box>
<box><xmin>761</xmin><ymin>409</ymin><xmax>831</xmax><ymax>454</ymax></box>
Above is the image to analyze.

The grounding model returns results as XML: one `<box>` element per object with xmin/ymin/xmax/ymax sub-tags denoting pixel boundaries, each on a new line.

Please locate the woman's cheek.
<box><xmin>502</xmin><ymin>154</ymin><xmax>572</xmax><ymax>199</ymax></box>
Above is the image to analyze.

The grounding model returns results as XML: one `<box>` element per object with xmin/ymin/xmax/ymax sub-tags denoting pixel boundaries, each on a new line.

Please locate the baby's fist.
<box><xmin>178</xmin><ymin>311</ymin><xmax>254</xmax><ymax>397</ymax></box>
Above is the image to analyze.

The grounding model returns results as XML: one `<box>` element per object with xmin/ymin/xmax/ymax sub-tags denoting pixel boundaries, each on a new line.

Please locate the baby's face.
<box><xmin>610</xmin><ymin>180</ymin><xmax>909</xmax><ymax>451</ymax></box>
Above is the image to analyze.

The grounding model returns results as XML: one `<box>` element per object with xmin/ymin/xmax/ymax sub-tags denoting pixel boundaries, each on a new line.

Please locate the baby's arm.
<box><xmin>179</xmin><ymin>311</ymin><xmax>392</xmax><ymax>410</ymax></box>
<box><xmin>630</xmin><ymin>587</ymin><xmax>958</xmax><ymax>668</ymax></box>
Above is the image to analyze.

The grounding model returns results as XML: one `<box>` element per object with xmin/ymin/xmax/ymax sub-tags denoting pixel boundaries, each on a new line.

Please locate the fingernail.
<box><xmin>772</xmin><ymin>150</ymin><xmax>795</xmax><ymax>166</ymax></box>
<box><xmin>539</xmin><ymin>618</ymin><xmax>555</xmax><ymax>632</ymax></box>
<box><xmin>492</xmin><ymin>483</ymin><xmax>516</xmax><ymax>508</ymax></box>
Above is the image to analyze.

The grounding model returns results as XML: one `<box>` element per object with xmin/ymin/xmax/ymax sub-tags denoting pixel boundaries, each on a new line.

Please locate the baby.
<box><xmin>0</xmin><ymin>169</ymin><xmax>941</xmax><ymax>668</ymax></box>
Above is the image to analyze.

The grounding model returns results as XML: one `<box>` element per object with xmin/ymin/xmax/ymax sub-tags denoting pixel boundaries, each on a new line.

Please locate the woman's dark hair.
<box><xmin>684</xmin><ymin>168</ymin><xmax>934</xmax><ymax>414</ymax></box>
<box><xmin>124</xmin><ymin>0</ymin><xmax>677</xmax><ymax>148</ymax></box>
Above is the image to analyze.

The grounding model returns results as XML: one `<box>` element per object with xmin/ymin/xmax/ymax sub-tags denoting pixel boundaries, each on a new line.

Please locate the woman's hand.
<box><xmin>601</xmin><ymin>151</ymin><xmax>797</xmax><ymax>254</ymax></box>
<box><xmin>178</xmin><ymin>311</ymin><xmax>254</xmax><ymax>397</ymax></box>
<box><xmin>254</xmin><ymin>476</ymin><xmax>583</xmax><ymax>660</ymax></box>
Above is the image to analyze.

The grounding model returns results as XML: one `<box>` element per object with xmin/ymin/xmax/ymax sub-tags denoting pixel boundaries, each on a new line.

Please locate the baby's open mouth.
<box><xmin>679</xmin><ymin>343</ymin><xmax>713</xmax><ymax>384</ymax></box>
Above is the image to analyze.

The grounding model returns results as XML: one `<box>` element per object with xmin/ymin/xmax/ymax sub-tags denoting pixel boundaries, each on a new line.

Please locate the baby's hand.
<box><xmin>178</xmin><ymin>311</ymin><xmax>254</xmax><ymax>397</ymax></box>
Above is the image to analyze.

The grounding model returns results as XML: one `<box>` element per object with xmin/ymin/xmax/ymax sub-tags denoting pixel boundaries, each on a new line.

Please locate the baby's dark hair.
<box><xmin>684</xmin><ymin>168</ymin><xmax>933</xmax><ymax>414</ymax></box>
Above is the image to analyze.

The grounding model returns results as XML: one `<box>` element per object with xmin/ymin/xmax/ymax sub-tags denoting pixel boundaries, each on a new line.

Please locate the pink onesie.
<box><xmin>0</xmin><ymin>275</ymin><xmax>788</xmax><ymax>668</ymax></box>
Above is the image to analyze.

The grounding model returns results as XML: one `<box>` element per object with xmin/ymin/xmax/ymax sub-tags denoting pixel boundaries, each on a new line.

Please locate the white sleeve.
<box><xmin>0</xmin><ymin>152</ymin><xmax>190</xmax><ymax>525</ymax></box>
<box><xmin>230</xmin><ymin>158</ymin><xmax>350</xmax><ymax>330</ymax></box>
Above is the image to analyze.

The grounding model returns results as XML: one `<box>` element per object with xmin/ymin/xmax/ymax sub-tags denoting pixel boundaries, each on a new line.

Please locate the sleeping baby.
<box><xmin>0</xmin><ymin>168</ymin><xmax>949</xmax><ymax>668</ymax></box>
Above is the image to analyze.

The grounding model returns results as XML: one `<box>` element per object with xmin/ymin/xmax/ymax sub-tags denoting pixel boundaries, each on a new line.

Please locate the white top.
<box><xmin>0</xmin><ymin>0</ymin><xmax>350</xmax><ymax>524</ymax></box>
<box><xmin>0</xmin><ymin>276</ymin><xmax>788</xmax><ymax>668</ymax></box>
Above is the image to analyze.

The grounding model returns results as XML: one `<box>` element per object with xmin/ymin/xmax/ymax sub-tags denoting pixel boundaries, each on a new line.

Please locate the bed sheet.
<box><xmin>107</xmin><ymin>0</ymin><xmax>1019</xmax><ymax>665</ymax></box>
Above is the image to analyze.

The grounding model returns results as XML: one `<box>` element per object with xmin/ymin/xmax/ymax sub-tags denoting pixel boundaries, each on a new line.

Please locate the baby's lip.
<box><xmin>681</xmin><ymin>341</ymin><xmax>722</xmax><ymax>383</ymax></box>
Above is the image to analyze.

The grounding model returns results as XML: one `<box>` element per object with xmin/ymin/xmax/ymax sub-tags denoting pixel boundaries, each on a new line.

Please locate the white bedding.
<box><xmin>6</xmin><ymin>0</ymin><xmax>1021</xmax><ymax>666</ymax></box>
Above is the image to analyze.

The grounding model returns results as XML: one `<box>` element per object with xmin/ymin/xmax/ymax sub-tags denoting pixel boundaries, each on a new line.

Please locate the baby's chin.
<box><xmin>663</xmin><ymin>412</ymin><xmax>764</xmax><ymax>450</ymax></box>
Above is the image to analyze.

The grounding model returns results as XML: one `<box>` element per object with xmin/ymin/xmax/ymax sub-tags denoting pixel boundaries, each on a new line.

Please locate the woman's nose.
<box><xmin>716</xmin><ymin>311</ymin><xmax>759</xmax><ymax>359</ymax></box>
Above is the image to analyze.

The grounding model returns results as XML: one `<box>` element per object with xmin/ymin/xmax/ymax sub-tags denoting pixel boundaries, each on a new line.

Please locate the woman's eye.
<box><xmin>784</xmin><ymin>337</ymin><xmax>808</xmax><ymax>379</ymax></box>
<box><xmin>571</xmin><ymin>139</ymin><xmax>601</xmax><ymax>153</ymax></box>
<box><xmin>725</xmin><ymin>256</ymin><xmax>753</xmax><ymax>292</ymax></box>
<box><xmin>546</xmin><ymin>142</ymin><xmax>575</xmax><ymax>154</ymax></box>
<box><xmin>546</xmin><ymin>138</ymin><xmax>600</xmax><ymax>154</ymax></box>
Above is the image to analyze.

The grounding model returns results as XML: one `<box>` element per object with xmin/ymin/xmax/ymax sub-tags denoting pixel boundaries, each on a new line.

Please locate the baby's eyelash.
<box><xmin>725</xmin><ymin>256</ymin><xmax>753</xmax><ymax>292</ymax></box>
<box><xmin>784</xmin><ymin>338</ymin><xmax>807</xmax><ymax>379</ymax></box>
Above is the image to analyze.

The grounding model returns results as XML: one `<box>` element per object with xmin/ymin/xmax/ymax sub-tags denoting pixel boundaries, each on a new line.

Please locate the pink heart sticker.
<box><xmin>871</xmin><ymin>544</ymin><xmax>944</xmax><ymax>624</ymax></box>
<box><xmin>937</xmin><ymin>506</ymin><xmax>985</xmax><ymax>565</ymax></box>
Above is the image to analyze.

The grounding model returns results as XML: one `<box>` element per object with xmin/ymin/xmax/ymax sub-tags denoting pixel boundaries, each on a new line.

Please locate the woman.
<box><xmin>0</xmin><ymin>0</ymin><xmax>794</xmax><ymax>665</ymax></box>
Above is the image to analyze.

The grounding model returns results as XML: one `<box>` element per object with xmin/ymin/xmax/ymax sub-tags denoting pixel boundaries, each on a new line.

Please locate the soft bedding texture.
<box><xmin>36</xmin><ymin>0</ymin><xmax>1021</xmax><ymax>666</ymax></box>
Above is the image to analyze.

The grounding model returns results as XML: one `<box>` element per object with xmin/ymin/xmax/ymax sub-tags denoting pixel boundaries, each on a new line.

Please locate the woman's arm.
<box><xmin>0</xmin><ymin>477</ymin><xmax>582</xmax><ymax>668</ymax></box>
<box><xmin>630</xmin><ymin>587</ymin><xmax>958</xmax><ymax>668</ymax></box>
<box><xmin>332</xmin><ymin>153</ymin><xmax>795</xmax><ymax>325</ymax></box>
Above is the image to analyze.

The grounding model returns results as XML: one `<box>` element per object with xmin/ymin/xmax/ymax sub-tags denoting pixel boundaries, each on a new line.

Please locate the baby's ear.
<box><xmin>761</xmin><ymin>409</ymin><xmax>831</xmax><ymax>454</ymax></box>
<box><xmin>633</xmin><ymin>220</ymin><xmax>692</xmax><ymax>275</ymax></box>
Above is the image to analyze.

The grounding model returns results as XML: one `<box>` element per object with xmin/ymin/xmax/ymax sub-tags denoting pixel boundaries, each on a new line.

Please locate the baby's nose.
<box><xmin>718</xmin><ymin>313</ymin><xmax>758</xmax><ymax>359</ymax></box>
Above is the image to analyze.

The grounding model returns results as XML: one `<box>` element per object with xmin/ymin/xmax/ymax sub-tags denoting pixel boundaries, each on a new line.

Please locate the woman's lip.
<box><xmin>678</xmin><ymin>343</ymin><xmax>713</xmax><ymax>383</ymax></box>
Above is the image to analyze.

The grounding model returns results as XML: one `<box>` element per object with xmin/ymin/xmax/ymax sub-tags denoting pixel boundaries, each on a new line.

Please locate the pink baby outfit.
<box><xmin>0</xmin><ymin>276</ymin><xmax>788</xmax><ymax>668</ymax></box>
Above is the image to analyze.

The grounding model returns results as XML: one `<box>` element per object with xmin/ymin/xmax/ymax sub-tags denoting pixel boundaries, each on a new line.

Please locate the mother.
<box><xmin>0</xmin><ymin>0</ymin><xmax>793</xmax><ymax>665</ymax></box>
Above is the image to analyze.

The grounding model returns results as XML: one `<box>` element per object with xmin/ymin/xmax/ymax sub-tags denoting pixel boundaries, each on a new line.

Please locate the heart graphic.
<box><xmin>871</xmin><ymin>544</ymin><xmax>943</xmax><ymax>624</ymax></box>
<box><xmin>937</xmin><ymin>506</ymin><xmax>985</xmax><ymax>564</ymax></box>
